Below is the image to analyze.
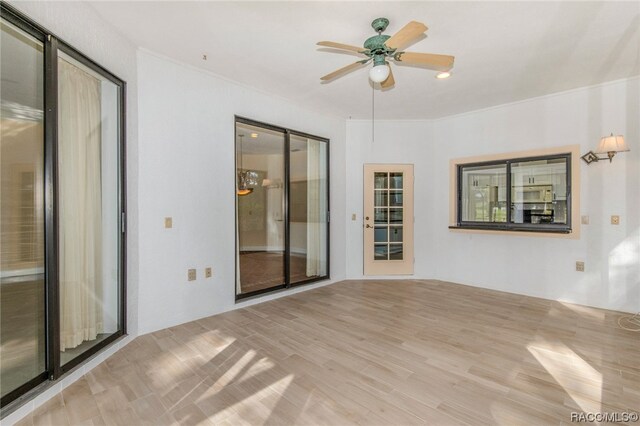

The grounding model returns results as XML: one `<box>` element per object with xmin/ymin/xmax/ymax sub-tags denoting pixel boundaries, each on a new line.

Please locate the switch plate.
<box><xmin>205</xmin><ymin>267</ymin><xmax>212</xmax><ymax>278</ymax></box>
<box><xmin>165</xmin><ymin>217</ymin><xmax>173</xmax><ymax>228</ymax></box>
<box><xmin>351</xmin><ymin>213</ymin><xmax>357</xmax><ymax>221</ymax></box>
<box><xmin>575</xmin><ymin>261</ymin><xmax>585</xmax><ymax>272</ymax></box>
<box><xmin>581</xmin><ymin>215</ymin><xmax>589</xmax><ymax>225</ymax></box>
<box><xmin>188</xmin><ymin>269</ymin><xmax>196</xmax><ymax>281</ymax></box>
<box><xmin>611</xmin><ymin>215</ymin><xmax>620</xmax><ymax>225</ymax></box>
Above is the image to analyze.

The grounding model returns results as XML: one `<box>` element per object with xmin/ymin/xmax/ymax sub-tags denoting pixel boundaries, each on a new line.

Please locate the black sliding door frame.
<box><xmin>234</xmin><ymin>116</ymin><xmax>330</xmax><ymax>301</ymax></box>
<box><xmin>0</xmin><ymin>2</ymin><xmax>127</xmax><ymax>409</ymax></box>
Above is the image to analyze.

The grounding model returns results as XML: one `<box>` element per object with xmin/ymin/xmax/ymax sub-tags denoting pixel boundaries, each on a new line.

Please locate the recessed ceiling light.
<box><xmin>436</xmin><ymin>71</ymin><xmax>451</xmax><ymax>79</ymax></box>
<box><xmin>250</xmin><ymin>133</ymin><xmax>258</xmax><ymax>138</ymax></box>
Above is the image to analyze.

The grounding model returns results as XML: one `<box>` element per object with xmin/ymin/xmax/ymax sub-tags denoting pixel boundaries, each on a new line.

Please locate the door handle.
<box><xmin>366</xmin><ymin>224</ymin><xmax>373</xmax><ymax>228</ymax></box>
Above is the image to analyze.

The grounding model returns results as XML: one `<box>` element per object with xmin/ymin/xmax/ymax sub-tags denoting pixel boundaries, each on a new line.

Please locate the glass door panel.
<box><xmin>236</xmin><ymin>123</ymin><xmax>286</xmax><ymax>296</ymax></box>
<box><xmin>289</xmin><ymin>134</ymin><xmax>328</xmax><ymax>285</ymax></box>
<box><xmin>0</xmin><ymin>19</ymin><xmax>46</xmax><ymax>399</ymax></box>
<box><xmin>58</xmin><ymin>52</ymin><xmax>122</xmax><ymax>366</ymax></box>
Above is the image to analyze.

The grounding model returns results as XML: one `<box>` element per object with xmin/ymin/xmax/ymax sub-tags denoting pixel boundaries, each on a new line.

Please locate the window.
<box><xmin>235</xmin><ymin>117</ymin><xmax>329</xmax><ymax>300</ymax></box>
<box><xmin>0</xmin><ymin>3</ymin><xmax>126</xmax><ymax>408</ymax></box>
<box><xmin>455</xmin><ymin>153</ymin><xmax>571</xmax><ymax>233</ymax></box>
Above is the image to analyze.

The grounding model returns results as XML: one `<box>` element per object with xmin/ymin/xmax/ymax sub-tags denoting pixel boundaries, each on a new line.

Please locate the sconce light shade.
<box><xmin>596</xmin><ymin>134</ymin><xmax>629</xmax><ymax>154</ymax></box>
<box><xmin>582</xmin><ymin>133</ymin><xmax>630</xmax><ymax>164</ymax></box>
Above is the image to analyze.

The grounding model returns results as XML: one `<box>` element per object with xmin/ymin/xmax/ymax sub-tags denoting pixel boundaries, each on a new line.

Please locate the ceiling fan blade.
<box><xmin>394</xmin><ymin>52</ymin><xmax>454</xmax><ymax>71</ymax></box>
<box><xmin>381</xmin><ymin>67</ymin><xmax>395</xmax><ymax>89</ymax></box>
<box><xmin>320</xmin><ymin>60</ymin><xmax>369</xmax><ymax>81</ymax></box>
<box><xmin>385</xmin><ymin>21</ymin><xmax>428</xmax><ymax>50</ymax></box>
<box><xmin>317</xmin><ymin>41</ymin><xmax>367</xmax><ymax>54</ymax></box>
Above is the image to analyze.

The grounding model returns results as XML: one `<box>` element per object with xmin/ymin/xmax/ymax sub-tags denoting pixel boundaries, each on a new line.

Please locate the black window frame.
<box><xmin>234</xmin><ymin>116</ymin><xmax>330</xmax><ymax>301</ymax></box>
<box><xmin>0</xmin><ymin>2</ymin><xmax>127</xmax><ymax>411</ymax></box>
<box><xmin>453</xmin><ymin>153</ymin><xmax>572</xmax><ymax>234</ymax></box>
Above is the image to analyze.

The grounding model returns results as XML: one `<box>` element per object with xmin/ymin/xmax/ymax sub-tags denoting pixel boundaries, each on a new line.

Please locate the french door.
<box><xmin>363</xmin><ymin>164</ymin><xmax>414</xmax><ymax>275</ymax></box>
<box><xmin>0</xmin><ymin>4</ymin><xmax>126</xmax><ymax>408</ymax></box>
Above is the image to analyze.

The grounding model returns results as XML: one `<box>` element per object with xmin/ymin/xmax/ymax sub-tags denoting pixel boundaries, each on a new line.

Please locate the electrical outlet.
<box><xmin>165</xmin><ymin>217</ymin><xmax>173</xmax><ymax>228</ymax></box>
<box><xmin>581</xmin><ymin>215</ymin><xmax>589</xmax><ymax>225</ymax></box>
<box><xmin>205</xmin><ymin>267</ymin><xmax>212</xmax><ymax>278</ymax></box>
<box><xmin>576</xmin><ymin>261</ymin><xmax>585</xmax><ymax>272</ymax></box>
<box><xmin>611</xmin><ymin>215</ymin><xmax>620</xmax><ymax>225</ymax></box>
<box><xmin>188</xmin><ymin>269</ymin><xmax>196</xmax><ymax>281</ymax></box>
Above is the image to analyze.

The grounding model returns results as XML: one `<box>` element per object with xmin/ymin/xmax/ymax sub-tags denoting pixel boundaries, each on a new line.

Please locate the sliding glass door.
<box><xmin>0</xmin><ymin>4</ymin><xmax>126</xmax><ymax>408</ymax></box>
<box><xmin>235</xmin><ymin>122</ymin><xmax>286</xmax><ymax>296</ymax></box>
<box><xmin>57</xmin><ymin>52</ymin><xmax>123</xmax><ymax>367</ymax></box>
<box><xmin>289</xmin><ymin>134</ymin><xmax>328</xmax><ymax>285</ymax></box>
<box><xmin>235</xmin><ymin>118</ymin><xmax>329</xmax><ymax>299</ymax></box>
<box><xmin>0</xmin><ymin>18</ymin><xmax>47</xmax><ymax>402</ymax></box>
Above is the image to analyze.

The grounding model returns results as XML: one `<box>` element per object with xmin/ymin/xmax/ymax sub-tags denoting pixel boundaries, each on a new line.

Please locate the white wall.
<box><xmin>346</xmin><ymin>77</ymin><xmax>640</xmax><ymax>313</ymax></box>
<box><xmin>136</xmin><ymin>50</ymin><xmax>346</xmax><ymax>334</ymax></box>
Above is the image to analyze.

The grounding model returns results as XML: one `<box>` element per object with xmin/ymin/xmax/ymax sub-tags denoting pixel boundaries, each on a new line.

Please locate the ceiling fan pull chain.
<box><xmin>371</xmin><ymin>83</ymin><xmax>375</xmax><ymax>145</ymax></box>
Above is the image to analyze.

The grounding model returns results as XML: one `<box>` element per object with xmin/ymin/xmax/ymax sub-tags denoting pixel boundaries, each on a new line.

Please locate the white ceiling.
<box><xmin>90</xmin><ymin>1</ymin><xmax>640</xmax><ymax>119</ymax></box>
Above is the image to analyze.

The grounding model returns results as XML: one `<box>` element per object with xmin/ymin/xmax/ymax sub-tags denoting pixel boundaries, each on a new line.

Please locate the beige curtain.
<box><xmin>306</xmin><ymin>139</ymin><xmax>327</xmax><ymax>277</ymax></box>
<box><xmin>58</xmin><ymin>58</ymin><xmax>103</xmax><ymax>351</ymax></box>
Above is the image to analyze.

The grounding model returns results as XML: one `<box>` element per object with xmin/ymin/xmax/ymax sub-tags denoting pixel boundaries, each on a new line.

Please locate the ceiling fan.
<box><xmin>317</xmin><ymin>18</ymin><xmax>454</xmax><ymax>88</ymax></box>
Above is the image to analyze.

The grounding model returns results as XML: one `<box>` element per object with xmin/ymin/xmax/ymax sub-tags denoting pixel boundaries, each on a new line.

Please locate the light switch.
<box><xmin>611</xmin><ymin>215</ymin><xmax>620</xmax><ymax>225</ymax></box>
<box><xmin>581</xmin><ymin>215</ymin><xmax>589</xmax><ymax>225</ymax></box>
<box><xmin>205</xmin><ymin>267</ymin><xmax>212</xmax><ymax>278</ymax></box>
<box><xmin>351</xmin><ymin>213</ymin><xmax>357</xmax><ymax>221</ymax></box>
<box><xmin>165</xmin><ymin>217</ymin><xmax>173</xmax><ymax>228</ymax></box>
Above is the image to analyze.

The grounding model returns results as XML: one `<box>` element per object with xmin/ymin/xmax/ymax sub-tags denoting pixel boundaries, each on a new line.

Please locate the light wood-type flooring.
<box><xmin>14</xmin><ymin>280</ymin><xmax>640</xmax><ymax>425</ymax></box>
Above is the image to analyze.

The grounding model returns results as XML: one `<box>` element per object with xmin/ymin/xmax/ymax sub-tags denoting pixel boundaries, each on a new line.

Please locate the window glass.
<box><xmin>511</xmin><ymin>157</ymin><xmax>568</xmax><ymax>225</ymax></box>
<box><xmin>457</xmin><ymin>154</ymin><xmax>571</xmax><ymax>232</ymax></box>
<box><xmin>461</xmin><ymin>164</ymin><xmax>507</xmax><ymax>222</ymax></box>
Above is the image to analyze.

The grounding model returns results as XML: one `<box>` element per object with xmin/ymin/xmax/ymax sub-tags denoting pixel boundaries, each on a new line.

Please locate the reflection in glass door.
<box><xmin>236</xmin><ymin>122</ymin><xmax>286</xmax><ymax>296</ymax></box>
<box><xmin>0</xmin><ymin>18</ymin><xmax>47</xmax><ymax>401</ymax></box>
<box><xmin>364</xmin><ymin>164</ymin><xmax>414</xmax><ymax>275</ymax></box>
<box><xmin>58</xmin><ymin>52</ymin><xmax>122</xmax><ymax>367</ymax></box>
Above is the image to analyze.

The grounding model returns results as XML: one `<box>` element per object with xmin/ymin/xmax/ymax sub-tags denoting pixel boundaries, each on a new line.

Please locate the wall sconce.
<box><xmin>582</xmin><ymin>133</ymin><xmax>630</xmax><ymax>164</ymax></box>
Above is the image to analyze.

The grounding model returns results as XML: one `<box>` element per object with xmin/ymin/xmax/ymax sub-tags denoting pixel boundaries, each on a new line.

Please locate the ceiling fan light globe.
<box><xmin>369</xmin><ymin>64</ymin><xmax>390</xmax><ymax>83</ymax></box>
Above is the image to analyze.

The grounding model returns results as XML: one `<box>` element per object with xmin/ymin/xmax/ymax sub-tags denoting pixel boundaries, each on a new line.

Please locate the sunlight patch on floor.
<box><xmin>528</xmin><ymin>341</ymin><xmax>603</xmax><ymax>412</ymax></box>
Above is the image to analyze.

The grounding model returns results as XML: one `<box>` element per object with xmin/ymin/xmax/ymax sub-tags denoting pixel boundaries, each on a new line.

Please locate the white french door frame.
<box><xmin>363</xmin><ymin>164</ymin><xmax>414</xmax><ymax>276</ymax></box>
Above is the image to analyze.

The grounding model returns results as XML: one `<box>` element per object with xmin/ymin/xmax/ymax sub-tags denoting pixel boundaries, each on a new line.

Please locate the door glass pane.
<box><xmin>461</xmin><ymin>164</ymin><xmax>507</xmax><ymax>222</ymax></box>
<box><xmin>389</xmin><ymin>244</ymin><xmax>403</xmax><ymax>260</ymax></box>
<box><xmin>374</xmin><ymin>226</ymin><xmax>388</xmax><ymax>243</ymax></box>
<box><xmin>374</xmin><ymin>190</ymin><xmax>388</xmax><ymax>207</ymax></box>
<box><xmin>374</xmin><ymin>172</ymin><xmax>388</xmax><ymax>189</ymax></box>
<box><xmin>389</xmin><ymin>208</ymin><xmax>403</xmax><ymax>224</ymax></box>
<box><xmin>58</xmin><ymin>53</ymin><xmax>121</xmax><ymax>365</ymax></box>
<box><xmin>511</xmin><ymin>157</ymin><xmax>568</xmax><ymax>225</ymax></box>
<box><xmin>389</xmin><ymin>190</ymin><xmax>403</xmax><ymax>206</ymax></box>
<box><xmin>374</xmin><ymin>244</ymin><xmax>388</xmax><ymax>260</ymax></box>
<box><xmin>0</xmin><ymin>19</ymin><xmax>46</xmax><ymax>398</ymax></box>
<box><xmin>389</xmin><ymin>227</ymin><xmax>403</xmax><ymax>242</ymax></box>
<box><xmin>374</xmin><ymin>208</ymin><xmax>388</xmax><ymax>224</ymax></box>
<box><xmin>389</xmin><ymin>173</ymin><xmax>403</xmax><ymax>189</ymax></box>
<box><xmin>236</xmin><ymin>123</ymin><xmax>285</xmax><ymax>294</ymax></box>
<box><xmin>371</xmin><ymin>171</ymin><xmax>406</xmax><ymax>262</ymax></box>
<box><xmin>289</xmin><ymin>134</ymin><xmax>328</xmax><ymax>284</ymax></box>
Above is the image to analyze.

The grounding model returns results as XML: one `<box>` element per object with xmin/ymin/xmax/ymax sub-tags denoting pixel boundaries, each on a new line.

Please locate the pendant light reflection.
<box><xmin>237</xmin><ymin>134</ymin><xmax>257</xmax><ymax>196</ymax></box>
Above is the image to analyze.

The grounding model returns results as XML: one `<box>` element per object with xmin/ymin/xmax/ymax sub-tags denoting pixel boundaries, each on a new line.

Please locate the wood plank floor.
<box><xmin>14</xmin><ymin>280</ymin><xmax>640</xmax><ymax>425</ymax></box>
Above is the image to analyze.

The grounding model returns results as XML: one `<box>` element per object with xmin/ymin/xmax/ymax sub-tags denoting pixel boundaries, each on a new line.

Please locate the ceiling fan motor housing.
<box><xmin>364</xmin><ymin>34</ymin><xmax>394</xmax><ymax>57</ymax></box>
